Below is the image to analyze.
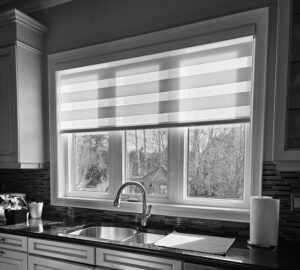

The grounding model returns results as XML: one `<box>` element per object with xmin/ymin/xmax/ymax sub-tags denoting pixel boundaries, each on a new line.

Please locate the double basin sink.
<box><xmin>65</xmin><ymin>225</ymin><xmax>167</xmax><ymax>245</ymax></box>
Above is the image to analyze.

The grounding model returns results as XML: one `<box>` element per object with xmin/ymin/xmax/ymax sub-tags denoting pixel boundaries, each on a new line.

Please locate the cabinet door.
<box><xmin>28</xmin><ymin>255</ymin><xmax>94</xmax><ymax>270</ymax></box>
<box><xmin>28</xmin><ymin>238</ymin><xmax>94</xmax><ymax>265</ymax></box>
<box><xmin>0</xmin><ymin>46</ymin><xmax>18</xmax><ymax>163</ymax></box>
<box><xmin>96</xmin><ymin>248</ymin><xmax>182</xmax><ymax>270</ymax></box>
<box><xmin>0</xmin><ymin>249</ymin><xmax>27</xmax><ymax>270</ymax></box>
<box><xmin>0</xmin><ymin>233</ymin><xmax>28</xmax><ymax>252</ymax></box>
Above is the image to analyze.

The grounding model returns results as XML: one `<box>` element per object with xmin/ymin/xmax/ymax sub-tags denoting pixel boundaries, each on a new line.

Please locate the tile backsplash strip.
<box><xmin>262</xmin><ymin>162</ymin><xmax>300</xmax><ymax>242</ymax></box>
<box><xmin>0</xmin><ymin>162</ymin><xmax>300</xmax><ymax>242</ymax></box>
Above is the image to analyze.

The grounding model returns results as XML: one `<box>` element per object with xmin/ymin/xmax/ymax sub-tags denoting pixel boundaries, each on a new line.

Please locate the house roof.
<box><xmin>140</xmin><ymin>166</ymin><xmax>168</xmax><ymax>184</ymax></box>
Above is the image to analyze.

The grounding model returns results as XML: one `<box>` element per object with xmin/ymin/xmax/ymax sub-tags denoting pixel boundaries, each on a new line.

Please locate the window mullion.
<box><xmin>108</xmin><ymin>131</ymin><xmax>123</xmax><ymax>199</ymax></box>
<box><xmin>168</xmin><ymin>127</ymin><xmax>185</xmax><ymax>203</ymax></box>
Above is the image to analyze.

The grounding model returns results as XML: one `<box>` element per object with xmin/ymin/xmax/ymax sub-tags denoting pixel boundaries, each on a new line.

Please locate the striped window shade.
<box><xmin>57</xmin><ymin>36</ymin><xmax>254</xmax><ymax>133</ymax></box>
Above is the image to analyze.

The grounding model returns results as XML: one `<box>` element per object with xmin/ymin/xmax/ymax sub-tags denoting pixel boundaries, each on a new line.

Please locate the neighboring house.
<box><xmin>138</xmin><ymin>166</ymin><xmax>169</xmax><ymax>195</ymax></box>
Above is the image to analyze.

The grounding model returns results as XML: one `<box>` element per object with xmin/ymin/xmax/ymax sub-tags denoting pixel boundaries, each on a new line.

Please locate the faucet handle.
<box><xmin>146</xmin><ymin>204</ymin><xmax>152</xmax><ymax>216</ymax></box>
<box><xmin>141</xmin><ymin>204</ymin><xmax>152</xmax><ymax>227</ymax></box>
<box><xmin>113</xmin><ymin>196</ymin><xmax>121</xmax><ymax>207</ymax></box>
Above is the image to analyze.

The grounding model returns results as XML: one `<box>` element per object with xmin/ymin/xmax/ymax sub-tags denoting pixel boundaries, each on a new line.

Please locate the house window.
<box><xmin>49</xmin><ymin>8</ymin><xmax>268</xmax><ymax>221</ymax></box>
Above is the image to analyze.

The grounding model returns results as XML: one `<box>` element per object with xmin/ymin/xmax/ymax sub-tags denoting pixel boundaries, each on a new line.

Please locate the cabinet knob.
<box><xmin>0</xmin><ymin>238</ymin><xmax>4</xmax><ymax>243</ymax></box>
<box><xmin>11</xmin><ymin>151</ymin><xmax>16</xmax><ymax>157</ymax></box>
<box><xmin>0</xmin><ymin>250</ymin><xmax>4</xmax><ymax>256</ymax></box>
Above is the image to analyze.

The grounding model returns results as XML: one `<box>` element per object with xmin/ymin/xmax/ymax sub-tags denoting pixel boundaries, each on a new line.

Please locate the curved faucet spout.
<box><xmin>113</xmin><ymin>181</ymin><xmax>152</xmax><ymax>227</ymax></box>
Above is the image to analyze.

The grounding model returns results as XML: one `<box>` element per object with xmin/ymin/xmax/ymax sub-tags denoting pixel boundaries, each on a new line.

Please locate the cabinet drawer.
<box><xmin>0</xmin><ymin>233</ymin><xmax>27</xmax><ymax>252</ymax></box>
<box><xmin>96</xmin><ymin>248</ymin><xmax>182</xmax><ymax>270</ymax></box>
<box><xmin>28</xmin><ymin>255</ymin><xmax>94</xmax><ymax>270</ymax></box>
<box><xmin>0</xmin><ymin>249</ymin><xmax>27</xmax><ymax>270</ymax></box>
<box><xmin>28</xmin><ymin>238</ymin><xmax>95</xmax><ymax>265</ymax></box>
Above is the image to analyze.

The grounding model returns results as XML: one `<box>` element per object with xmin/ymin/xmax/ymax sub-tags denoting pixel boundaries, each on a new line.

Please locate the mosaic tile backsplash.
<box><xmin>0</xmin><ymin>162</ymin><xmax>299</xmax><ymax>242</ymax></box>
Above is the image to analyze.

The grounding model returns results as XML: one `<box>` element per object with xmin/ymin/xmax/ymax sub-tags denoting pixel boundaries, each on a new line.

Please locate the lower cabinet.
<box><xmin>96</xmin><ymin>247</ymin><xmax>182</xmax><ymax>270</ymax></box>
<box><xmin>28</xmin><ymin>237</ymin><xmax>182</xmax><ymax>270</ymax></box>
<box><xmin>28</xmin><ymin>238</ymin><xmax>94</xmax><ymax>265</ymax></box>
<box><xmin>0</xmin><ymin>249</ymin><xmax>27</xmax><ymax>270</ymax></box>
<box><xmin>0</xmin><ymin>234</ymin><xmax>232</xmax><ymax>270</ymax></box>
<box><xmin>28</xmin><ymin>255</ymin><xmax>94</xmax><ymax>270</ymax></box>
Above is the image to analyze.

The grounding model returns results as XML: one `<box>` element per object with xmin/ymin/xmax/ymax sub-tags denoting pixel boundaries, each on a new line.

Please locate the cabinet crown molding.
<box><xmin>0</xmin><ymin>8</ymin><xmax>46</xmax><ymax>33</ymax></box>
<box><xmin>0</xmin><ymin>9</ymin><xmax>47</xmax><ymax>50</ymax></box>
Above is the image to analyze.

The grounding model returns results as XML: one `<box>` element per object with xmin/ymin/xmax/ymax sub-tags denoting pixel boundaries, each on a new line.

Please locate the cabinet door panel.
<box><xmin>0</xmin><ymin>233</ymin><xmax>28</xmax><ymax>252</ymax></box>
<box><xmin>28</xmin><ymin>255</ymin><xmax>94</xmax><ymax>270</ymax></box>
<box><xmin>0</xmin><ymin>249</ymin><xmax>27</xmax><ymax>270</ymax></box>
<box><xmin>96</xmin><ymin>248</ymin><xmax>182</xmax><ymax>270</ymax></box>
<box><xmin>0</xmin><ymin>261</ymin><xmax>20</xmax><ymax>270</ymax></box>
<box><xmin>28</xmin><ymin>238</ymin><xmax>94</xmax><ymax>265</ymax></box>
<box><xmin>0</xmin><ymin>46</ymin><xmax>17</xmax><ymax>163</ymax></box>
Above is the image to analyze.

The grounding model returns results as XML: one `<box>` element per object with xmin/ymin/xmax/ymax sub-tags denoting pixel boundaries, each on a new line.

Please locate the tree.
<box><xmin>73</xmin><ymin>133</ymin><xmax>109</xmax><ymax>192</ymax></box>
<box><xmin>188</xmin><ymin>125</ymin><xmax>245</xmax><ymax>199</ymax></box>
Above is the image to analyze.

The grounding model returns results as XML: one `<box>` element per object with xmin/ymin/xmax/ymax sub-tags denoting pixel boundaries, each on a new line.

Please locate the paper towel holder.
<box><xmin>247</xmin><ymin>239</ymin><xmax>276</xmax><ymax>249</ymax></box>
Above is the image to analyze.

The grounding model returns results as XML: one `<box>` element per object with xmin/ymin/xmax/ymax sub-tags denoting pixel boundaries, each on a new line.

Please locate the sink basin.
<box><xmin>125</xmin><ymin>232</ymin><xmax>166</xmax><ymax>244</ymax></box>
<box><xmin>68</xmin><ymin>226</ymin><xmax>137</xmax><ymax>241</ymax></box>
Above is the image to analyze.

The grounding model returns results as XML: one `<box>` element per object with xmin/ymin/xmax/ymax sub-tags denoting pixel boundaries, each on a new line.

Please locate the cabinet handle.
<box><xmin>0</xmin><ymin>250</ymin><xmax>4</xmax><ymax>256</ymax></box>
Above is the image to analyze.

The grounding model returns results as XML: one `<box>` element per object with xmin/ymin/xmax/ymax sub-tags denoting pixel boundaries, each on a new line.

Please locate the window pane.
<box><xmin>71</xmin><ymin>132</ymin><xmax>109</xmax><ymax>192</ymax></box>
<box><xmin>125</xmin><ymin>129</ymin><xmax>168</xmax><ymax>197</ymax></box>
<box><xmin>187</xmin><ymin>124</ymin><xmax>246</xmax><ymax>200</ymax></box>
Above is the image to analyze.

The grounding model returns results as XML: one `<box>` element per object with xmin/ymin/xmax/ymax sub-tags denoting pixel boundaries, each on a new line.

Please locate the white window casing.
<box><xmin>48</xmin><ymin>7</ymin><xmax>269</xmax><ymax>222</ymax></box>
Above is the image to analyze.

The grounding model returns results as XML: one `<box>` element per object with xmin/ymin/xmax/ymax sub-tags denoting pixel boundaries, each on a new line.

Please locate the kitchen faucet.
<box><xmin>113</xmin><ymin>181</ymin><xmax>152</xmax><ymax>227</ymax></box>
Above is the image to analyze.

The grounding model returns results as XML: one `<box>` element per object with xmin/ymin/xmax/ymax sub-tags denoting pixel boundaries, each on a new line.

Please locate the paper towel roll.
<box><xmin>250</xmin><ymin>196</ymin><xmax>280</xmax><ymax>247</ymax></box>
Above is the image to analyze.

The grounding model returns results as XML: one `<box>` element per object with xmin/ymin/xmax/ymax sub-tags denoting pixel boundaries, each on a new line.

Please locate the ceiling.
<box><xmin>0</xmin><ymin>0</ymin><xmax>73</xmax><ymax>14</ymax></box>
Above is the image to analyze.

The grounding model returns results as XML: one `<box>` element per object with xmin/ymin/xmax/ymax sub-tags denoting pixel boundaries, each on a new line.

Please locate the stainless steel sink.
<box><xmin>68</xmin><ymin>226</ymin><xmax>137</xmax><ymax>241</ymax></box>
<box><xmin>125</xmin><ymin>232</ymin><xmax>166</xmax><ymax>244</ymax></box>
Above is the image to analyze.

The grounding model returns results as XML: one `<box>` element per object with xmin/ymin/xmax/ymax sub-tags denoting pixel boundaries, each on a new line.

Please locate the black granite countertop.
<box><xmin>0</xmin><ymin>219</ymin><xmax>299</xmax><ymax>270</ymax></box>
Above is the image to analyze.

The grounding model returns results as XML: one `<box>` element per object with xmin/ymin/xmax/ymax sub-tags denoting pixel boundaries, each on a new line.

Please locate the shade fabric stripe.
<box><xmin>60</xmin><ymin>57</ymin><xmax>252</xmax><ymax>94</ymax></box>
<box><xmin>61</xmin><ymin>92</ymin><xmax>251</xmax><ymax>121</ymax></box>
<box><xmin>60</xmin><ymin>67</ymin><xmax>252</xmax><ymax>103</ymax></box>
<box><xmin>59</xmin><ymin>42</ymin><xmax>253</xmax><ymax>86</ymax></box>
<box><xmin>60</xmin><ymin>107</ymin><xmax>251</xmax><ymax>131</ymax></box>
<box><xmin>60</xmin><ymin>82</ymin><xmax>251</xmax><ymax>111</ymax></box>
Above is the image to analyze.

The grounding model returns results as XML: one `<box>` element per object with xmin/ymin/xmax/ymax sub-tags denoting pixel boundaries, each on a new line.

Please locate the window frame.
<box><xmin>48</xmin><ymin>7</ymin><xmax>269</xmax><ymax>222</ymax></box>
<box><xmin>124</xmin><ymin>129</ymin><xmax>171</xmax><ymax>203</ymax></box>
<box><xmin>178</xmin><ymin>123</ymin><xmax>251</xmax><ymax>209</ymax></box>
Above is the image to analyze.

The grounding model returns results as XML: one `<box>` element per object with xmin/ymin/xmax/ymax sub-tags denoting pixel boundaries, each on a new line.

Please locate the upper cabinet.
<box><xmin>274</xmin><ymin>0</ymin><xmax>300</xmax><ymax>170</ymax></box>
<box><xmin>0</xmin><ymin>9</ymin><xmax>46</xmax><ymax>169</ymax></box>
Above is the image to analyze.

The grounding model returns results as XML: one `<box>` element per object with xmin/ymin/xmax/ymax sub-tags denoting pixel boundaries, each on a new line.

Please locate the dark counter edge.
<box><xmin>0</xmin><ymin>227</ymin><xmax>279</xmax><ymax>270</ymax></box>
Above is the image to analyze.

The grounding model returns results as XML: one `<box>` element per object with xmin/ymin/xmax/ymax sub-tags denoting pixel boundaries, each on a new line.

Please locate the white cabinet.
<box><xmin>273</xmin><ymin>0</ymin><xmax>300</xmax><ymax>170</ymax></box>
<box><xmin>28</xmin><ymin>255</ymin><xmax>94</xmax><ymax>270</ymax></box>
<box><xmin>0</xmin><ymin>46</ymin><xmax>17</xmax><ymax>164</ymax></box>
<box><xmin>28</xmin><ymin>237</ymin><xmax>182</xmax><ymax>270</ymax></box>
<box><xmin>96</xmin><ymin>247</ymin><xmax>182</xmax><ymax>270</ymax></box>
<box><xmin>0</xmin><ymin>249</ymin><xmax>27</xmax><ymax>270</ymax></box>
<box><xmin>0</xmin><ymin>233</ymin><xmax>28</xmax><ymax>270</ymax></box>
<box><xmin>0</xmin><ymin>9</ymin><xmax>46</xmax><ymax>169</ymax></box>
<box><xmin>0</xmin><ymin>233</ymin><xmax>27</xmax><ymax>252</ymax></box>
<box><xmin>0</xmin><ymin>235</ymin><xmax>183</xmax><ymax>270</ymax></box>
<box><xmin>28</xmin><ymin>238</ymin><xmax>95</xmax><ymax>265</ymax></box>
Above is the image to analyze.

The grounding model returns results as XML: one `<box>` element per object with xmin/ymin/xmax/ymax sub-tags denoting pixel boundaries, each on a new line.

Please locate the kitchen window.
<box><xmin>49</xmin><ymin>8</ymin><xmax>268</xmax><ymax>221</ymax></box>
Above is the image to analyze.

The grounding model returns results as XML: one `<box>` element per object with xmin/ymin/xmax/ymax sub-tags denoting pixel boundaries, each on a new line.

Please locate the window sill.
<box><xmin>52</xmin><ymin>196</ymin><xmax>250</xmax><ymax>223</ymax></box>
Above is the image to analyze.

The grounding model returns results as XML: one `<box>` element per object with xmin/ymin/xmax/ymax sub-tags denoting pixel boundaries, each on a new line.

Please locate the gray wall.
<box><xmin>33</xmin><ymin>0</ymin><xmax>276</xmax><ymax>54</ymax></box>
